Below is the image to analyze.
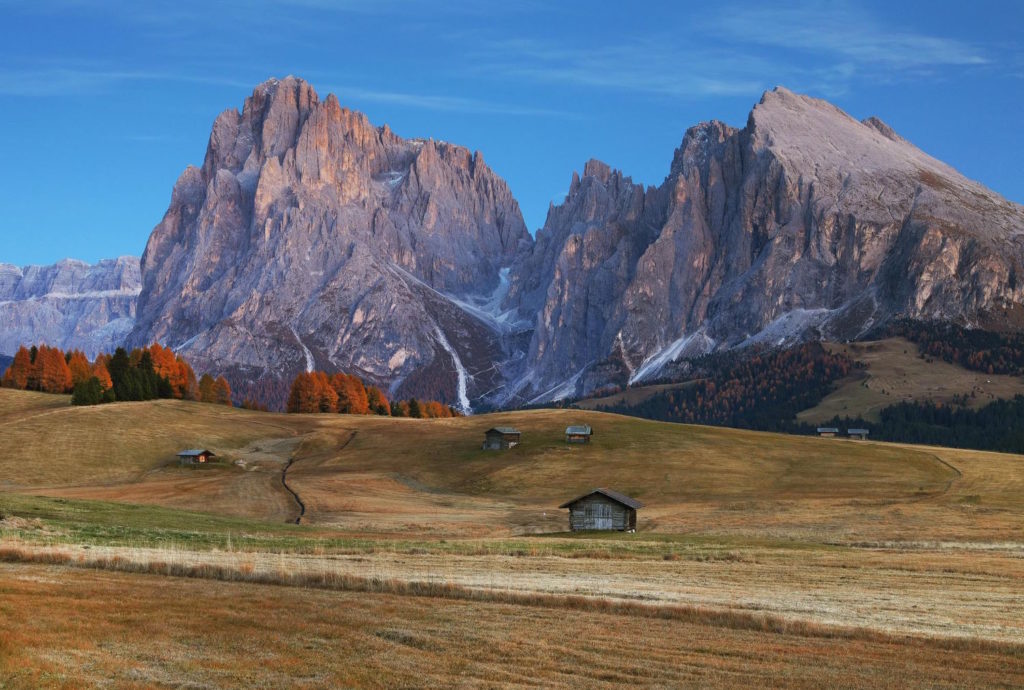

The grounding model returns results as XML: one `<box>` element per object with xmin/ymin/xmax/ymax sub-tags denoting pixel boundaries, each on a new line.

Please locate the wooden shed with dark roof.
<box><xmin>559</xmin><ymin>488</ymin><xmax>642</xmax><ymax>532</ymax></box>
<box><xmin>565</xmin><ymin>425</ymin><xmax>592</xmax><ymax>443</ymax></box>
<box><xmin>482</xmin><ymin>427</ymin><xmax>521</xmax><ymax>450</ymax></box>
<box><xmin>176</xmin><ymin>449</ymin><xmax>216</xmax><ymax>465</ymax></box>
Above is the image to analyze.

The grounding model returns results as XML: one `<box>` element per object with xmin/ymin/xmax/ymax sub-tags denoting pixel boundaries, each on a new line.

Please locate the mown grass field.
<box><xmin>1</xmin><ymin>388</ymin><xmax>1022</xmax><ymax>686</ymax></box>
<box><xmin>3</xmin><ymin>562</ymin><xmax>1021</xmax><ymax>689</ymax></box>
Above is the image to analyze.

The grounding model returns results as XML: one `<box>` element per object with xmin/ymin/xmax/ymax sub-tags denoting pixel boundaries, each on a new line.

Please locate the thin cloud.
<box><xmin>0</xmin><ymin>66</ymin><xmax>253</xmax><ymax>97</ymax></box>
<box><xmin>468</xmin><ymin>4</ymin><xmax>993</xmax><ymax>101</ymax></box>
<box><xmin>473</xmin><ymin>39</ymin><xmax>771</xmax><ymax>99</ymax></box>
<box><xmin>321</xmin><ymin>83</ymin><xmax>576</xmax><ymax>118</ymax></box>
<box><xmin>710</xmin><ymin>5</ymin><xmax>988</xmax><ymax>71</ymax></box>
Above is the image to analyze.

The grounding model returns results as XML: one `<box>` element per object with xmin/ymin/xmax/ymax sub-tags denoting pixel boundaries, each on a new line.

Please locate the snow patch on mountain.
<box><xmin>433</xmin><ymin>325</ymin><xmax>471</xmax><ymax>413</ymax></box>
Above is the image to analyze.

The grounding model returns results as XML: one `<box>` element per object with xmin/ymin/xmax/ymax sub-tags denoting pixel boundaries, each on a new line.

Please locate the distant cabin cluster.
<box><xmin>481</xmin><ymin>425</ymin><xmax>592</xmax><ymax>450</ymax></box>
<box><xmin>479</xmin><ymin>423</ymin><xmax>639</xmax><ymax>532</ymax></box>
<box><xmin>817</xmin><ymin>427</ymin><xmax>871</xmax><ymax>439</ymax></box>
<box><xmin>179</xmin><ymin>424</ymin><xmax>641</xmax><ymax>534</ymax></box>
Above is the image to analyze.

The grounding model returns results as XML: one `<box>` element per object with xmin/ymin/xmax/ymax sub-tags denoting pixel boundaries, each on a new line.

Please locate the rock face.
<box><xmin>12</xmin><ymin>82</ymin><xmax>1023</xmax><ymax>409</ymax></box>
<box><xmin>128</xmin><ymin>76</ymin><xmax>529</xmax><ymax>410</ymax></box>
<box><xmin>0</xmin><ymin>257</ymin><xmax>140</xmax><ymax>358</ymax></box>
<box><xmin>501</xmin><ymin>87</ymin><xmax>1024</xmax><ymax>403</ymax></box>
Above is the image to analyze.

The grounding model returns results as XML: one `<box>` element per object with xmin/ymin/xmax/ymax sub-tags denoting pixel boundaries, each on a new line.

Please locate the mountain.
<box><xmin>499</xmin><ymin>87</ymin><xmax>1024</xmax><ymax>403</ymax></box>
<box><xmin>127</xmin><ymin>76</ymin><xmax>529</xmax><ymax>410</ymax></box>
<box><xmin>16</xmin><ymin>79</ymin><xmax>1018</xmax><ymax>409</ymax></box>
<box><xmin>0</xmin><ymin>257</ymin><xmax>140</xmax><ymax>358</ymax></box>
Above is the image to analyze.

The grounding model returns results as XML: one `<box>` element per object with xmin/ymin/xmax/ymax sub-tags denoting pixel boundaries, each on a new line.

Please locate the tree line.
<box><xmin>599</xmin><ymin>343</ymin><xmax>854</xmax><ymax>430</ymax></box>
<box><xmin>286</xmin><ymin>370</ymin><xmax>461</xmax><ymax>418</ymax></box>
<box><xmin>1</xmin><ymin>343</ymin><xmax>232</xmax><ymax>407</ymax></box>
<box><xmin>802</xmin><ymin>396</ymin><xmax>1024</xmax><ymax>454</ymax></box>
<box><xmin>883</xmin><ymin>319</ymin><xmax>1024</xmax><ymax>377</ymax></box>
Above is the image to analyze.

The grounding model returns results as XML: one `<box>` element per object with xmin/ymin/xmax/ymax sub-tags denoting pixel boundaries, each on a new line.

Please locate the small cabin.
<box><xmin>565</xmin><ymin>425</ymin><xmax>592</xmax><ymax>444</ymax></box>
<box><xmin>482</xmin><ymin>427</ymin><xmax>521</xmax><ymax>450</ymax></box>
<box><xmin>847</xmin><ymin>428</ymin><xmax>870</xmax><ymax>440</ymax></box>
<box><xmin>816</xmin><ymin>427</ymin><xmax>840</xmax><ymax>438</ymax></box>
<box><xmin>177</xmin><ymin>449</ymin><xmax>216</xmax><ymax>465</ymax></box>
<box><xmin>559</xmin><ymin>488</ymin><xmax>642</xmax><ymax>532</ymax></box>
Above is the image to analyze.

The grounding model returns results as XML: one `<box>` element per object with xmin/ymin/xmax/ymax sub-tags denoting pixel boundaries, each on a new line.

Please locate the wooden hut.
<box><xmin>847</xmin><ymin>428</ymin><xmax>870</xmax><ymax>440</ymax></box>
<box><xmin>559</xmin><ymin>488</ymin><xmax>642</xmax><ymax>531</ymax></box>
<box><xmin>482</xmin><ymin>427</ymin><xmax>521</xmax><ymax>450</ymax></box>
<box><xmin>816</xmin><ymin>427</ymin><xmax>839</xmax><ymax>438</ymax></box>
<box><xmin>565</xmin><ymin>425</ymin><xmax>592</xmax><ymax>444</ymax></box>
<box><xmin>177</xmin><ymin>449</ymin><xmax>216</xmax><ymax>465</ymax></box>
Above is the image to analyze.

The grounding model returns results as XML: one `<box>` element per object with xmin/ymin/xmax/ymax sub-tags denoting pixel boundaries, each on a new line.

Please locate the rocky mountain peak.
<box><xmin>0</xmin><ymin>256</ymin><xmax>141</xmax><ymax>358</ymax></box>
<box><xmin>130</xmin><ymin>76</ymin><xmax>530</xmax><ymax>409</ymax></box>
<box><xmin>861</xmin><ymin>115</ymin><xmax>904</xmax><ymax>143</ymax></box>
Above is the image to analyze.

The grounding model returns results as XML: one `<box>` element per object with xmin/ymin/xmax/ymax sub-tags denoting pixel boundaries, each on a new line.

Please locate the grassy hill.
<box><xmin>2</xmin><ymin>387</ymin><xmax>1024</xmax><ymax>686</ymax></box>
<box><xmin>799</xmin><ymin>338</ymin><xmax>1024</xmax><ymax>422</ymax></box>
<box><xmin>6</xmin><ymin>387</ymin><xmax>1017</xmax><ymax>541</ymax></box>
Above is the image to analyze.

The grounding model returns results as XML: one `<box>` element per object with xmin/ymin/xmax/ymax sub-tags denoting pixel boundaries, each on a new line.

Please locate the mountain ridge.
<box><xmin>4</xmin><ymin>79</ymin><xmax>1023</xmax><ymax>410</ymax></box>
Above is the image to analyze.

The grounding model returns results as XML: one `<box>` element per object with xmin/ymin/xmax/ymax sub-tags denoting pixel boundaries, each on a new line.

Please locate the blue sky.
<box><xmin>1</xmin><ymin>0</ymin><xmax>1021</xmax><ymax>266</ymax></box>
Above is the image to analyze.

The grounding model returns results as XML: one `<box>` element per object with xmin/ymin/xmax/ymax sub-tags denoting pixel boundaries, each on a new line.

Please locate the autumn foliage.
<box><xmin>2</xmin><ymin>345</ymin><xmax>74</xmax><ymax>394</ymax></box>
<box><xmin>1</xmin><ymin>342</ymin><xmax>231</xmax><ymax>408</ymax></box>
<box><xmin>198</xmin><ymin>374</ymin><xmax>232</xmax><ymax>406</ymax></box>
<box><xmin>287</xmin><ymin>370</ymin><xmax>460</xmax><ymax>418</ymax></box>
<box><xmin>601</xmin><ymin>343</ymin><xmax>853</xmax><ymax>430</ymax></box>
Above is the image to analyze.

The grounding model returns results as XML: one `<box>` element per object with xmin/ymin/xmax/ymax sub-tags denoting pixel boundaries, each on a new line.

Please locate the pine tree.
<box><xmin>71</xmin><ymin>377</ymin><xmax>105</xmax><ymax>406</ymax></box>
<box><xmin>108</xmin><ymin>347</ymin><xmax>131</xmax><ymax>399</ymax></box>
<box><xmin>408</xmin><ymin>398</ymin><xmax>422</xmax><ymax>418</ymax></box>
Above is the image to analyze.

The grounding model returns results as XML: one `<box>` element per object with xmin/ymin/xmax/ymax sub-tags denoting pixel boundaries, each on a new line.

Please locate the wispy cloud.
<box><xmin>468</xmin><ymin>3</ymin><xmax>993</xmax><ymax>100</ymax></box>
<box><xmin>0</xmin><ymin>65</ymin><xmax>253</xmax><ymax>97</ymax></box>
<box><xmin>319</xmin><ymin>82</ymin><xmax>575</xmax><ymax>118</ymax></box>
<box><xmin>0</xmin><ymin>63</ymin><xmax>572</xmax><ymax>118</ymax></box>
<box><xmin>709</xmin><ymin>4</ymin><xmax>988</xmax><ymax>71</ymax></box>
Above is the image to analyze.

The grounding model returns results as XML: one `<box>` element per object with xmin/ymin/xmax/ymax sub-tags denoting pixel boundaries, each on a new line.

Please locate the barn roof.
<box><xmin>847</xmin><ymin>428</ymin><xmax>870</xmax><ymax>434</ymax></box>
<box><xmin>816</xmin><ymin>427</ymin><xmax>840</xmax><ymax>433</ymax></box>
<box><xmin>565</xmin><ymin>425</ymin><xmax>592</xmax><ymax>435</ymax></box>
<box><xmin>559</xmin><ymin>488</ymin><xmax>643</xmax><ymax>510</ymax></box>
<box><xmin>485</xmin><ymin>427</ymin><xmax>520</xmax><ymax>435</ymax></box>
<box><xmin>177</xmin><ymin>449</ymin><xmax>216</xmax><ymax>457</ymax></box>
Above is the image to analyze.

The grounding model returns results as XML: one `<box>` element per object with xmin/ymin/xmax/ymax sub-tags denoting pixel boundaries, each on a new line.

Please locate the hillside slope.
<box><xmin>11</xmin><ymin>389</ymin><xmax>1023</xmax><ymax>542</ymax></box>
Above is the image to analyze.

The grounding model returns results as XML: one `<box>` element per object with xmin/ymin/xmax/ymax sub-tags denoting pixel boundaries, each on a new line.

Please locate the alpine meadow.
<box><xmin>2</xmin><ymin>2</ymin><xmax>1023</xmax><ymax>688</ymax></box>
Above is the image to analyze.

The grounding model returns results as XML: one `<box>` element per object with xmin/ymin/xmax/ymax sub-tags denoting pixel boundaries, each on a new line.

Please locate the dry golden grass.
<box><xmin>2</xmin><ymin>389</ymin><xmax>1024</xmax><ymax>685</ymax></box>
<box><xmin>1</xmin><ymin>561</ymin><xmax>1021</xmax><ymax>689</ymax></box>
<box><xmin>5</xmin><ymin>388</ymin><xmax>1023</xmax><ymax>543</ymax></box>
<box><xmin>4</xmin><ymin>536</ymin><xmax>1020</xmax><ymax>644</ymax></box>
<box><xmin>800</xmin><ymin>338</ymin><xmax>1024</xmax><ymax>422</ymax></box>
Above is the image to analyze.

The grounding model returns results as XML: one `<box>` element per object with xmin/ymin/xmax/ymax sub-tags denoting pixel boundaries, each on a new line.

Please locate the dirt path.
<box><xmin>281</xmin><ymin>430</ymin><xmax>358</xmax><ymax>524</ymax></box>
<box><xmin>281</xmin><ymin>456</ymin><xmax>306</xmax><ymax>524</ymax></box>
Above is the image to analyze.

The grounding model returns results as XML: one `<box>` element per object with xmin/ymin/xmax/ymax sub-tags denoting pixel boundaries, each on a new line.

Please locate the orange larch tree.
<box><xmin>92</xmin><ymin>360</ymin><xmax>113</xmax><ymax>390</ymax></box>
<box><xmin>286</xmin><ymin>372</ymin><xmax>319</xmax><ymax>413</ymax></box>
<box><xmin>2</xmin><ymin>346</ymin><xmax>33</xmax><ymax>389</ymax></box>
<box><xmin>67</xmin><ymin>350</ymin><xmax>92</xmax><ymax>386</ymax></box>
<box><xmin>35</xmin><ymin>345</ymin><xmax>72</xmax><ymax>393</ymax></box>
<box><xmin>198</xmin><ymin>374</ymin><xmax>216</xmax><ymax>403</ymax></box>
<box><xmin>213</xmin><ymin>376</ymin><xmax>232</xmax><ymax>406</ymax></box>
